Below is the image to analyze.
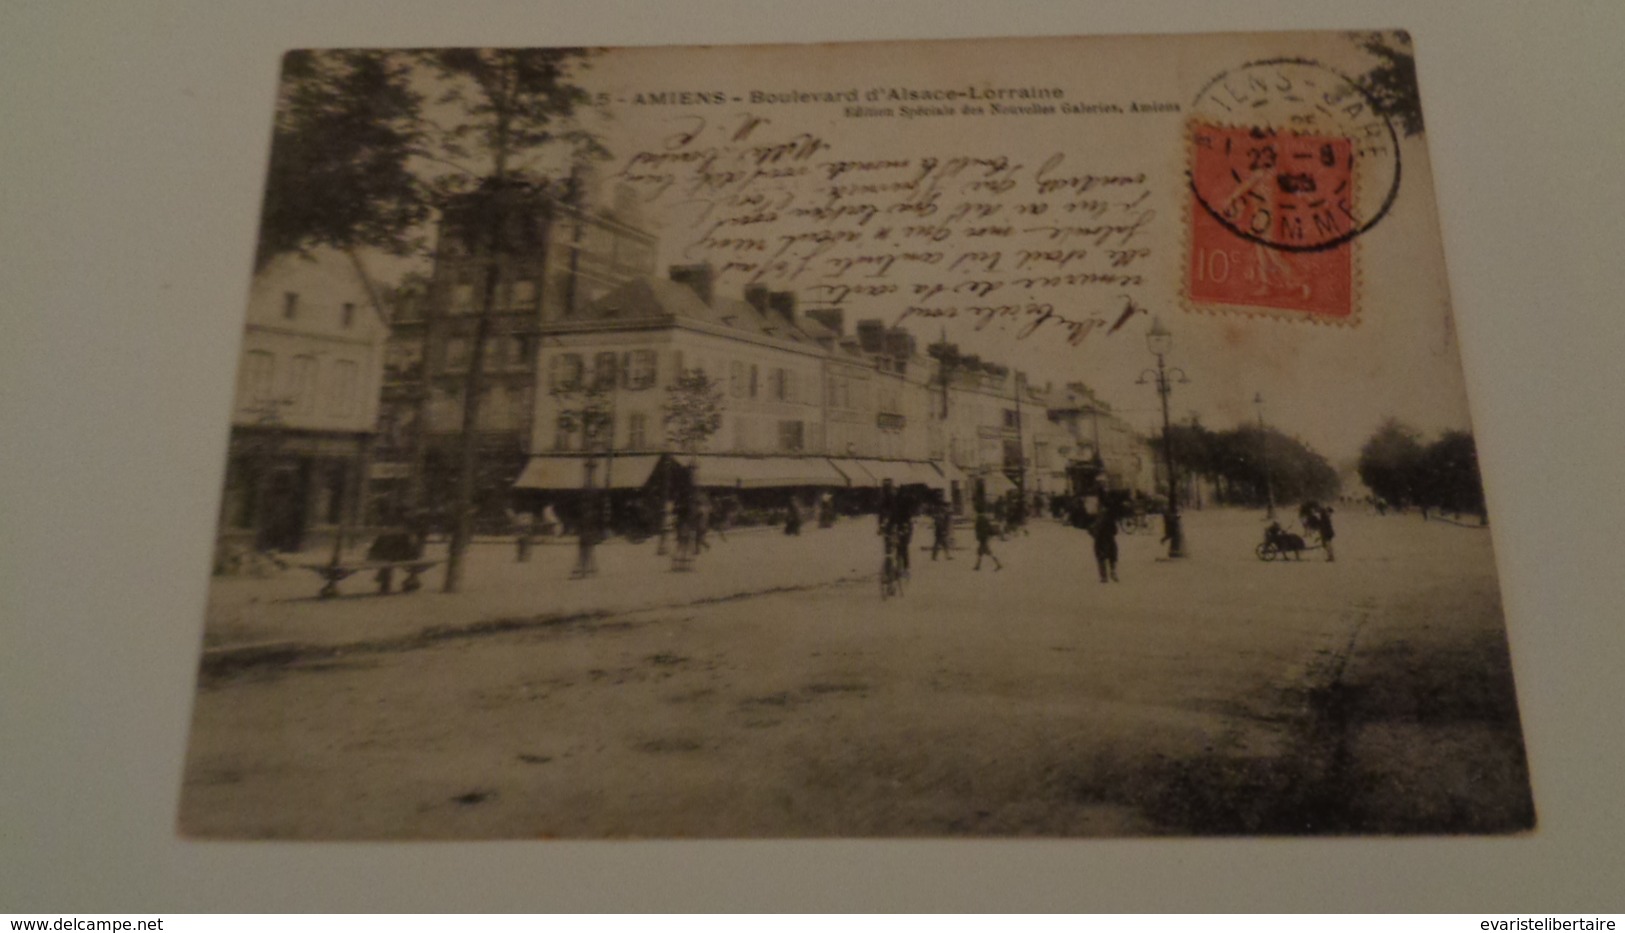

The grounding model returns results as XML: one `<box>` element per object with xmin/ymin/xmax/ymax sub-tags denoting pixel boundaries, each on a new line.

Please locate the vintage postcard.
<box><xmin>181</xmin><ymin>31</ymin><xmax>1532</xmax><ymax>838</ymax></box>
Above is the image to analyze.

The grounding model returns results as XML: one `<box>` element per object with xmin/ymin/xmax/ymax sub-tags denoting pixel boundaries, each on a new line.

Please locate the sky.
<box><xmin>350</xmin><ymin>32</ymin><xmax>1474</xmax><ymax>465</ymax></box>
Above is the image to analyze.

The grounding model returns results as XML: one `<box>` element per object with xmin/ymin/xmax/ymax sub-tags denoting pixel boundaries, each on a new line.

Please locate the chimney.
<box><xmin>743</xmin><ymin>283</ymin><xmax>771</xmax><ymax>313</ymax></box>
<box><xmin>885</xmin><ymin>328</ymin><xmax>916</xmax><ymax>359</ymax></box>
<box><xmin>767</xmin><ymin>291</ymin><xmax>798</xmax><ymax>327</ymax></box>
<box><xmin>669</xmin><ymin>263</ymin><xmax>714</xmax><ymax>307</ymax></box>
<box><xmin>804</xmin><ymin>307</ymin><xmax>844</xmax><ymax>336</ymax></box>
<box><xmin>855</xmin><ymin>319</ymin><xmax>887</xmax><ymax>355</ymax></box>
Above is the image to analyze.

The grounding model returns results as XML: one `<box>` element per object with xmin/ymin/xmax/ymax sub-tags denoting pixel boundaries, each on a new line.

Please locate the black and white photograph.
<box><xmin>174</xmin><ymin>31</ymin><xmax>1536</xmax><ymax>840</ymax></box>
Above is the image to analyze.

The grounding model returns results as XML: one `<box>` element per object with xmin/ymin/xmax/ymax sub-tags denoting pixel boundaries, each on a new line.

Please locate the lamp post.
<box><xmin>1254</xmin><ymin>392</ymin><xmax>1277</xmax><ymax>520</ymax></box>
<box><xmin>1137</xmin><ymin>317</ymin><xmax>1189</xmax><ymax>558</ymax></box>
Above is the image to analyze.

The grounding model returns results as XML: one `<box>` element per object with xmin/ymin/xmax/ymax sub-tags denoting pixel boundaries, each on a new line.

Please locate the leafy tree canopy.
<box><xmin>1351</xmin><ymin>30</ymin><xmax>1424</xmax><ymax>137</ymax></box>
<box><xmin>256</xmin><ymin>50</ymin><xmax>428</xmax><ymax>269</ymax></box>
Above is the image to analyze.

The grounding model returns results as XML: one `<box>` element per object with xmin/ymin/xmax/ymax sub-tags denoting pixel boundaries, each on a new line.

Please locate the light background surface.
<box><xmin>2</xmin><ymin>0</ymin><xmax>1622</xmax><ymax>912</ymax></box>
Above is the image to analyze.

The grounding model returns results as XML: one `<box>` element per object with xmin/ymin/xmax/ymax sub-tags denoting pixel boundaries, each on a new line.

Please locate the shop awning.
<box><xmin>907</xmin><ymin>462</ymin><xmax>950</xmax><ymax>490</ymax></box>
<box><xmin>693</xmin><ymin>456</ymin><xmax>847</xmax><ymax>488</ymax></box>
<box><xmin>827</xmin><ymin>459</ymin><xmax>876</xmax><ymax>486</ymax></box>
<box><xmin>854</xmin><ymin>459</ymin><xmax>918</xmax><ymax>486</ymax></box>
<box><xmin>935</xmin><ymin>460</ymin><xmax>970</xmax><ymax>486</ymax></box>
<box><xmin>982</xmin><ymin>471</ymin><xmax>1018</xmax><ymax>497</ymax></box>
<box><xmin>513</xmin><ymin>455</ymin><xmax>661</xmax><ymax>490</ymax></box>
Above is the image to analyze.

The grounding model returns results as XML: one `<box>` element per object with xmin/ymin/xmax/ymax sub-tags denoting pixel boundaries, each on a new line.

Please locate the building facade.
<box><xmin>372</xmin><ymin>187</ymin><xmax>1148</xmax><ymax>527</ymax></box>
<box><xmin>513</xmin><ymin>263</ymin><xmax>1141</xmax><ymax>517</ymax></box>
<box><xmin>373</xmin><ymin>180</ymin><xmax>658</xmax><ymax>526</ymax></box>
<box><xmin>216</xmin><ymin>248</ymin><xmax>387</xmax><ymax>560</ymax></box>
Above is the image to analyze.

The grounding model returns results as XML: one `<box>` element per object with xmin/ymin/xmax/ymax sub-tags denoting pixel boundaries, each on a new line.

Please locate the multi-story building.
<box><xmin>374</xmin><ymin>186</ymin><xmax>1149</xmax><ymax>526</ymax></box>
<box><xmin>516</xmin><ymin>265</ymin><xmax>860</xmax><ymax>501</ymax></box>
<box><xmin>1044</xmin><ymin>382</ymin><xmax>1156</xmax><ymax>497</ymax></box>
<box><xmin>216</xmin><ymin>247</ymin><xmax>388</xmax><ymax>561</ymax></box>
<box><xmin>373</xmin><ymin>180</ymin><xmax>658</xmax><ymax>526</ymax></box>
<box><xmin>505</xmin><ymin>261</ymin><xmax>1151</xmax><ymax>521</ymax></box>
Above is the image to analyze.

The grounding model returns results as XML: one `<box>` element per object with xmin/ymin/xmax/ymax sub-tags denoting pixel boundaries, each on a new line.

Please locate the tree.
<box><xmin>1164</xmin><ymin>421</ymin><xmax>1338</xmax><ymax>507</ymax></box>
<box><xmin>255</xmin><ymin>50</ymin><xmax>427</xmax><ymax>270</ymax></box>
<box><xmin>662</xmin><ymin>368</ymin><xmax>725</xmax><ymax>455</ymax></box>
<box><xmin>413</xmin><ymin>49</ymin><xmax>606</xmax><ymax>593</ymax></box>
<box><xmin>1420</xmin><ymin>431</ymin><xmax>1486</xmax><ymax>519</ymax></box>
<box><xmin>1351</xmin><ymin>30</ymin><xmax>1424</xmax><ymax>138</ymax></box>
<box><xmin>1358</xmin><ymin>419</ymin><xmax>1426</xmax><ymax>508</ymax></box>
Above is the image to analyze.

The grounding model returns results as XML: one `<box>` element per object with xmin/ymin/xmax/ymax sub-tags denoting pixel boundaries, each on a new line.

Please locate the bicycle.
<box><xmin>1120</xmin><ymin>511</ymin><xmax>1152</xmax><ymax>534</ymax></box>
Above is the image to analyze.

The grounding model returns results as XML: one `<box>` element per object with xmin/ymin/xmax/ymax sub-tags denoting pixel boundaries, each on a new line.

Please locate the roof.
<box><xmin>583</xmin><ymin>277</ymin><xmax>819</xmax><ymax>348</ymax></box>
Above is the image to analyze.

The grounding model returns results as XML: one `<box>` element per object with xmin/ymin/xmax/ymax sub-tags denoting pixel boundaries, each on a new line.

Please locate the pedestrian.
<box><xmin>1298</xmin><ymin>500</ymin><xmax>1321</xmax><ymax>535</ymax></box>
<box><xmin>1317</xmin><ymin>505</ymin><xmax>1337</xmax><ymax>562</ymax></box>
<box><xmin>1091</xmin><ymin>504</ymin><xmax>1120</xmax><ymax>582</ymax></box>
<box><xmin>513</xmin><ymin>510</ymin><xmax>535</xmax><ymax>563</ymax></box>
<box><xmin>785</xmin><ymin>496</ymin><xmax>803</xmax><ymax>536</ymax></box>
<box><xmin>670</xmin><ymin>490</ymin><xmax>695</xmax><ymax>571</ymax></box>
<box><xmin>973</xmin><ymin>508</ymin><xmax>1003</xmax><ymax>571</ymax></box>
<box><xmin>931</xmin><ymin>502</ymin><xmax>953</xmax><ymax>560</ymax></box>
<box><xmin>891</xmin><ymin>490</ymin><xmax>915</xmax><ymax>577</ymax></box>
<box><xmin>573</xmin><ymin>494</ymin><xmax>600</xmax><ymax>579</ymax></box>
<box><xmin>695</xmin><ymin>491</ymin><xmax>712</xmax><ymax>552</ymax></box>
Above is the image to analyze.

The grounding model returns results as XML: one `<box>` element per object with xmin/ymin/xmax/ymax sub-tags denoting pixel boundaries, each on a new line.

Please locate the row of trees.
<box><xmin>1163</xmin><ymin>422</ymin><xmax>1341</xmax><ymax>508</ymax></box>
<box><xmin>1357</xmin><ymin>420</ymin><xmax>1485</xmax><ymax>518</ymax></box>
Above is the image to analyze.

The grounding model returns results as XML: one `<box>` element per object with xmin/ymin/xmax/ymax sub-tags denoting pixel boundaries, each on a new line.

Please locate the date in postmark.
<box><xmin>1184</xmin><ymin>59</ymin><xmax>1401</xmax><ymax>323</ymax></box>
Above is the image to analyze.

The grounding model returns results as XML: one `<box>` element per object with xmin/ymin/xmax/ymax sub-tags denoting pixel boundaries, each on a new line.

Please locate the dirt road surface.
<box><xmin>180</xmin><ymin>508</ymin><xmax>1533</xmax><ymax>838</ymax></box>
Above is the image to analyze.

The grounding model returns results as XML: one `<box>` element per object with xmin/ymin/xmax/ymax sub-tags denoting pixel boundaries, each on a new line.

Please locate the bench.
<box><xmin>301</xmin><ymin>560</ymin><xmax>444</xmax><ymax>599</ymax></box>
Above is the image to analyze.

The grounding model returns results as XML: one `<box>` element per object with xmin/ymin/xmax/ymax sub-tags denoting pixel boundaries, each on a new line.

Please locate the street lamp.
<box><xmin>1253</xmin><ymin>392</ymin><xmax>1277</xmax><ymax>520</ymax></box>
<box><xmin>1137</xmin><ymin>317</ymin><xmax>1189</xmax><ymax>558</ymax></box>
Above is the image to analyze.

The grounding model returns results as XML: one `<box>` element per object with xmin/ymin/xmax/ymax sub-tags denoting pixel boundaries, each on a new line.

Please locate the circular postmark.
<box><xmin>1188</xmin><ymin>58</ymin><xmax>1401</xmax><ymax>253</ymax></box>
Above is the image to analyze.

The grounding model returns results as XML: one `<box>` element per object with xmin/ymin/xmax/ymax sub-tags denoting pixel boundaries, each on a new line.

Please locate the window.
<box><xmin>749</xmin><ymin>364</ymin><xmax>759</xmax><ymax>399</ymax></box>
<box><xmin>730</xmin><ymin>361</ymin><xmax>747</xmax><ymax>398</ymax></box>
<box><xmin>341</xmin><ymin>302</ymin><xmax>356</xmax><ymax>328</ymax></box>
<box><xmin>549</xmin><ymin>353</ymin><xmax>584</xmax><ymax>392</ymax></box>
<box><xmin>593</xmin><ymin>351</ymin><xmax>618</xmax><ymax>391</ymax></box>
<box><xmin>586</xmin><ymin>412</ymin><xmax>614</xmax><ymax>451</ymax></box>
<box><xmin>554</xmin><ymin>415</ymin><xmax>576</xmax><ymax>452</ymax></box>
<box><xmin>478</xmin><ymin>384</ymin><xmax>508</xmax><ymax>431</ymax></box>
<box><xmin>778</xmin><ymin>420</ymin><xmax>805</xmax><ymax>453</ymax></box>
<box><xmin>427</xmin><ymin>386</ymin><xmax>462</xmax><ymax>431</ymax></box>
<box><xmin>286</xmin><ymin>354</ymin><xmax>317</xmax><ymax>414</ymax></box>
<box><xmin>627</xmin><ymin>350</ymin><xmax>657</xmax><ymax>389</ymax></box>
<box><xmin>628</xmin><ymin>412</ymin><xmax>647</xmax><ymax>449</ymax></box>
<box><xmin>241</xmin><ymin>350</ymin><xmax>275</xmax><ymax>406</ymax></box>
<box><xmin>328</xmin><ymin>360</ymin><xmax>359</xmax><ymax>416</ymax></box>
<box><xmin>510</xmin><ymin>335</ymin><xmax>531</xmax><ymax>367</ymax></box>
<box><xmin>282</xmin><ymin>292</ymin><xmax>299</xmax><ymax>320</ymax></box>
<box><xmin>512</xmin><ymin>278</ymin><xmax>537</xmax><ymax>306</ymax></box>
<box><xmin>452</xmin><ymin>277</ymin><xmax>475</xmax><ymax>312</ymax></box>
<box><xmin>225</xmin><ymin>457</ymin><xmax>257</xmax><ymax>528</ymax></box>
<box><xmin>323</xmin><ymin>462</ymin><xmax>347</xmax><ymax>524</ymax></box>
<box><xmin>771</xmin><ymin>368</ymin><xmax>788</xmax><ymax>401</ymax></box>
<box><xmin>444</xmin><ymin>338</ymin><xmax>470</xmax><ymax>371</ymax></box>
<box><xmin>1003</xmin><ymin>408</ymin><xmax>1020</xmax><ymax>429</ymax></box>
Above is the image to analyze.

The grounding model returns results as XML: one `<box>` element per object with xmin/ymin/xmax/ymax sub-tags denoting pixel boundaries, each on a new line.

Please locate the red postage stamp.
<box><xmin>1183</xmin><ymin>59</ymin><xmax>1402</xmax><ymax>324</ymax></box>
<box><xmin>1187</xmin><ymin>123</ymin><xmax>1356</xmax><ymax>320</ymax></box>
